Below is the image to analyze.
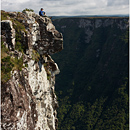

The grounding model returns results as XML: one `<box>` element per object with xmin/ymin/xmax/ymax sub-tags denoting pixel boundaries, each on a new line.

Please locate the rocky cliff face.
<box><xmin>1</xmin><ymin>11</ymin><xmax>63</xmax><ymax>130</ymax></box>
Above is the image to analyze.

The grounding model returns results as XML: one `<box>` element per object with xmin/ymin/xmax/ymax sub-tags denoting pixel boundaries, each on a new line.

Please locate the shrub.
<box><xmin>1</xmin><ymin>38</ymin><xmax>9</xmax><ymax>58</ymax></box>
<box><xmin>32</xmin><ymin>50</ymin><xmax>40</xmax><ymax>62</ymax></box>
<box><xmin>1</xmin><ymin>11</ymin><xmax>9</xmax><ymax>20</ymax></box>
<box><xmin>25</xmin><ymin>63</ymin><xmax>28</xmax><ymax>67</ymax></box>
<box><xmin>12</xmin><ymin>19</ymin><xmax>26</xmax><ymax>52</ymax></box>
<box><xmin>12</xmin><ymin>56</ymin><xmax>23</xmax><ymax>71</ymax></box>
<box><xmin>1</xmin><ymin>56</ymin><xmax>14</xmax><ymax>72</ymax></box>
<box><xmin>22</xmin><ymin>8</ymin><xmax>34</xmax><ymax>12</ymax></box>
<box><xmin>15</xmin><ymin>41</ymin><xmax>24</xmax><ymax>52</ymax></box>
<box><xmin>47</xmin><ymin>71</ymin><xmax>51</xmax><ymax>80</ymax></box>
<box><xmin>1</xmin><ymin>56</ymin><xmax>14</xmax><ymax>83</ymax></box>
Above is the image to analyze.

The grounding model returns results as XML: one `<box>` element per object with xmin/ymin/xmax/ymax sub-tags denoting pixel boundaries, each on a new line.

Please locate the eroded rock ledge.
<box><xmin>1</xmin><ymin>11</ymin><xmax>63</xmax><ymax>130</ymax></box>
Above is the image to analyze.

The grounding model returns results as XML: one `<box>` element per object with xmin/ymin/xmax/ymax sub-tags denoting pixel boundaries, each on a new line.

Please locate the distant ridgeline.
<box><xmin>51</xmin><ymin>15</ymin><xmax>129</xmax><ymax>20</ymax></box>
<box><xmin>52</xmin><ymin>17</ymin><xmax>129</xmax><ymax>130</ymax></box>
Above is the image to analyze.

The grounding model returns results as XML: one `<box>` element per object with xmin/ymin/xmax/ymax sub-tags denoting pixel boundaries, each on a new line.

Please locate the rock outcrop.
<box><xmin>1</xmin><ymin>11</ymin><xmax>63</xmax><ymax>130</ymax></box>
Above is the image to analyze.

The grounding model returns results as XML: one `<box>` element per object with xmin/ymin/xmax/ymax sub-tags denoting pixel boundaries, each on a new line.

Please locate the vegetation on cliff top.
<box><xmin>1</xmin><ymin>10</ymin><xmax>50</xmax><ymax>83</ymax></box>
<box><xmin>1</xmin><ymin>10</ymin><xmax>27</xmax><ymax>52</ymax></box>
<box><xmin>1</xmin><ymin>11</ymin><xmax>26</xmax><ymax>83</ymax></box>
<box><xmin>22</xmin><ymin>8</ymin><xmax>34</xmax><ymax>12</ymax></box>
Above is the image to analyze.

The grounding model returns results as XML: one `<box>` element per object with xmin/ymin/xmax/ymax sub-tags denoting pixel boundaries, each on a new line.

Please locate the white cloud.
<box><xmin>1</xmin><ymin>0</ymin><xmax>129</xmax><ymax>16</ymax></box>
<box><xmin>107</xmin><ymin>0</ymin><xmax>129</xmax><ymax>6</ymax></box>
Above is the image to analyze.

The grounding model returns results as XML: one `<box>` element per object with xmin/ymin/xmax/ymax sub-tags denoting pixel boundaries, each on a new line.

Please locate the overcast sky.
<box><xmin>1</xmin><ymin>0</ymin><xmax>129</xmax><ymax>16</ymax></box>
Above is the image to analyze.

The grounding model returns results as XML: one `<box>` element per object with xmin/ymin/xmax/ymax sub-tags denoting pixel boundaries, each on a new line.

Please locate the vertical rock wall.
<box><xmin>1</xmin><ymin>11</ymin><xmax>63</xmax><ymax>130</ymax></box>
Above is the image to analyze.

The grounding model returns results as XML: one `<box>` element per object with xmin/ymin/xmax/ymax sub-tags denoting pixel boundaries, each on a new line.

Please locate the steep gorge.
<box><xmin>1</xmin><ymin>11</ymin><xmax>129</xmax><ymax>130</ymax></box>
<box><xmin>52</xmin><ymin>17</ymin><xmax>129</xmax><ymax>130</ymax></box>
<box><xmin>1</xmin><ymin>11</ymin><xmax>63</xmax><ymax>130</ymax></box>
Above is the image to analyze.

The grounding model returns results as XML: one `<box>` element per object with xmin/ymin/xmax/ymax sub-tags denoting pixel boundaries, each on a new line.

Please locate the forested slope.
<box><xmin>52</xmin><ymin>18</ymin><xmax>129</xmax><ymax>130</ymax></box>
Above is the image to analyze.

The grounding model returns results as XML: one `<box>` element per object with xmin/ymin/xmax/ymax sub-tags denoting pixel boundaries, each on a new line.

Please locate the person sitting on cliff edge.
<box><xmin>39</xmin><ymin>8</ymin><xmax>52</xmax><ymax>19</ymax></box>
<box><xmin>39</xmin><ymin>8</ymin><xmax>46</xmax><ymax>16</ymax></box>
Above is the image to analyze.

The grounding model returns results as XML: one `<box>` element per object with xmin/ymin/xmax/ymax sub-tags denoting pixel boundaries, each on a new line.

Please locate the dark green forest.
<box><xmin>52</xmin><ymin>18</ymin><xmax>129</xmax><ymax>130</ymax></box>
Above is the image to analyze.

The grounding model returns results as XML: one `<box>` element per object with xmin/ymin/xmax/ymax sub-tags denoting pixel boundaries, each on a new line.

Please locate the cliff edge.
<box><xmin>1</xmin><ymin>10</ymin><xmax>63</xmax><ymax>130</ymax></box>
